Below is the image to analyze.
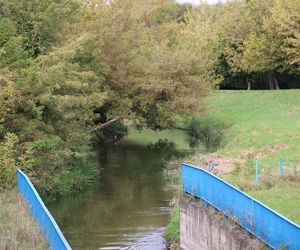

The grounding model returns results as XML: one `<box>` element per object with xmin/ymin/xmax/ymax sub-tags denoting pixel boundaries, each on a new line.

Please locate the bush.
<box><xmin>20</xmin><ymin>135</ymin><xmax>99</xmax><ymax>202</ymax></box>
<box><xmin>187</xmin><ymin>117</ymin><xmax>225</xmax><ymax>150</ymax></box>
<box><xmin>0</xmin><ymin>133</ymin><xmax>19</xmax><ymax>189</ymax></box>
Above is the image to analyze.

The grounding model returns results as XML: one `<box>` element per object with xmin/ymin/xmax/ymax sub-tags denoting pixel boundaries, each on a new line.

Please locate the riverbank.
<box><xmin>166</xmin><ymin>90</ymin><xmax>300</xmax><ymax>247</ymax></box>
<box><xmin>0</xmin><ymin>190</ymin><xmax>48</xmax><ymax>250</ymax></box>
<box><xmin>197</xmin><ymin>90</ymin><xmax>300</xmax><ymax>224</ymax></box>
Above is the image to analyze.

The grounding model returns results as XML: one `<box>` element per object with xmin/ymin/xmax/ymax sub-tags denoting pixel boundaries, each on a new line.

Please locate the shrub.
<box><xmin>0</xmin><ymin>133</ymin><xmax>19</xmax><ymax>189</ymax></box>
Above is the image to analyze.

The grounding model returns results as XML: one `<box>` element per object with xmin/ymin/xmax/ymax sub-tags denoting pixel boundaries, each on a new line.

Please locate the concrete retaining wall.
<box><xmin>180</xmin><ymin>197</ymin><xmax>261</xmax><ymax>250</ymax></box>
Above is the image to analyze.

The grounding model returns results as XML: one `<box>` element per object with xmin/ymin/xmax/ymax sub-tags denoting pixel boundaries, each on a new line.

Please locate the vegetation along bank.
<box><xmin>1</xmin><ymin>0</ymin><xmax>300</xmax><ymax>248</ymax></box>
<box><xmin>165</xmin><ymin>90</ymin><xmax>300</xmax><ymax>247</ymax></box>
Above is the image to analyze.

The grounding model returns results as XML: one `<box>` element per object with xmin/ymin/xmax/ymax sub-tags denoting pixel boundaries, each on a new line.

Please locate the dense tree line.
<box><xmin>213</xmin><ymin>0</ymin><xmax>300</xmax><ymax>89</ymax></box>
<box><xmin>0</xmin><ymin>0</ymin><xmax>299</xmax><ymax>199</ymax></box>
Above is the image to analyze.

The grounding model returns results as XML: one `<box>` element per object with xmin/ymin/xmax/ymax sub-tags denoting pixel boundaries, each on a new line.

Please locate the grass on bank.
<box><xmin>164</xmin><ymin>90</ymin><xmax>300</xmax><ymax>248</ymax></box>
<box><xmin>250</xmin><ymin>186</ymin><xmax>300</xmax><ymax>224</ymax></box>
<box><xmin>191</xmin><ymin>90</ymin><xmax>300</xmax><ymax>225</ymax></box>
<box><xmin>205</xmin><ymin>90</ymin><xmax>300</xmax><ymax>167</ymax></box>
<box><xmin>0</xmin><ymin>190</ymin><xmax>48</xmax><ymax>250</ymax></box>
<box><xmin>164</xmin><ymin>206</ymin><xmax>180</xmax><ymax>244</ymax></box>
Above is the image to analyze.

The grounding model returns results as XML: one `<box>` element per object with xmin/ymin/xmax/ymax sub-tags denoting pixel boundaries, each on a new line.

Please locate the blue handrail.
<box><xmin>182</xmin><ymin>163</ymin><xmax>300</xmax><ymax>250</ymax></box>
<box><xmin>17</xmin><ymin>169</ymin><xmax>71</xmax><ymax>250</ymax></box>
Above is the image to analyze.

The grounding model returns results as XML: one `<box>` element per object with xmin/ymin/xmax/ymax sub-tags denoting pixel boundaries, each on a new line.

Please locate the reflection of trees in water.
<box><xmin>49</xmin><ymin>142</ymin><xmax>174</xmax><ymax>249</ymax></box>
<box><xmin>147</xmin><ymin>139</ymin><xmax>176</xmax><ymax>152</ymax></box>
<box><xmin>147</xmin><ymin>139</ymin><xmax>188</xmax><ymax>160</ymax></box>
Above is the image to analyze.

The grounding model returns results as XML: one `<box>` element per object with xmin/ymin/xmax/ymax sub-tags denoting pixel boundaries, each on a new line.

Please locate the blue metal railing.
<box><xmin>182</xmin><ymin>163</ymin><xmax>300</xmax><ymax>250</ymax></box>
<box><xmin>17</xmin><ymin>169</ymin><xmax>71</xmax><ymax>250</ymax></box>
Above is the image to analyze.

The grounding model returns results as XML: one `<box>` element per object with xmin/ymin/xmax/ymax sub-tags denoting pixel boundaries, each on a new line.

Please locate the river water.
<box><xmin>49</xmin><ymin>130</ymin><xmax>192</xmax><ymax>250</ymax></box>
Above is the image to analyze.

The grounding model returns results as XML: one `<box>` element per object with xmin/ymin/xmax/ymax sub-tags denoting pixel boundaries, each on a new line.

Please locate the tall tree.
<box><xmin>272</xmin><ymin>0</ymin><xmax>300</xmax><ymax>73</ymax></box>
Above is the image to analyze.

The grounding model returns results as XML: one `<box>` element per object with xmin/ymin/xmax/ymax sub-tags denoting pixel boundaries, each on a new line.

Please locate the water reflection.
<box><xmin>49</xmin><ymin>141</ymin><xmax>184</xmax><ymax>249</ymax></box>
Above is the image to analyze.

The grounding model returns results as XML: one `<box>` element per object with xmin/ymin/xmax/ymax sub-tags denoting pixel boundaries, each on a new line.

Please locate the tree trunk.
<box><xmin>268</xmin><ymin>72</ymin><xmax>280</xmax><ymax>90</ymax></box>
<box><xmin>246</xmin><ymin>78</ymin><xmax>251</xmax><ymax>90</ymax></box>
<box><xmin>268</xmin><ymin>73</ymin><xmax>274</xmax><ymax>90</ymax></box>
<box><xmin>274</xmin><ymin>75</ymin><xmax>280</xmax><ymax>90</ymax></box>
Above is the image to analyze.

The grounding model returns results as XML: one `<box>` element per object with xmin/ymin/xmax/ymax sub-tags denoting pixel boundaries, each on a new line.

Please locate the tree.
<box><xmin>272</xmin><ymin>0</ymin><xmax>300</xmax><ymax>73</ymax></box>
<box><xmin>86</xmin><ymin>0</ymin><xmax>217</xmax><ymax>129</ymax></box>
<box><xmin>216</xmin><ymin>0</ymin><xmax>284</xmax><ymax>90</ymax></box>
<box><xmin>0</xmin><ymin>0</ymin><xmax>80</xmax><ymax>57</ymax></box>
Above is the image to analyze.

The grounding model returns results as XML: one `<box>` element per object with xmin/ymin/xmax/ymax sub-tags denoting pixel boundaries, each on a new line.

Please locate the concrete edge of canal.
<box><xmin>180</xmin><ymin>197</ymin><xmax>262</xmax><ymax>250</ymax></box>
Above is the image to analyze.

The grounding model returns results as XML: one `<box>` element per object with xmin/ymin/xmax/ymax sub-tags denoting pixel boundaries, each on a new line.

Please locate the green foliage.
<box><xmin>211</xmin><ymin>0</ymin><xmax>300</xmax><ymax>89</ymax></box>
<box><xmin>0</xmin><ymin>17</ymin><xmax>15</xmax><ymax>46</ymax></box>
<box><xmin>1</xmin><ymin>0</ymin><xmax>299</xmax><ymax>199</ymax></box>
<box><xmin>0</xmin><ymin>0</ymin><xmax>103</xmax><ymax>198</ymax></box>
<box><xmin>0</xmin><ymin>133</ymin><xmax>19</xmax><ymax>189</ymax></box>
<box><xmin>87</xmin><ymin>0</ymin><xmax>217</xmax><ymax>129</ymax></box>
<box><xmin>272</xmin><ymin>0</ymin><xmax>300</xmax><ymax>71</ymax></box>
<box><xmin>186</xmin><ymin>117</ymin><xmax>225</xmax><ymax>149</ymax></box>
<box><xmin>0</xmin><ymin>36</ymin><xmax>32</xmax><ymax>70</ymax></box>
<box><xmin>0</xmin><ymin>0</ymin><xmax>80</xmax><ymax>57</ymax></box>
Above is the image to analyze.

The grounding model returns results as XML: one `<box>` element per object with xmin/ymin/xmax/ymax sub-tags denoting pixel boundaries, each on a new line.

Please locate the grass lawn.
<box><xmin>195</xmin><ymin>90</ymin><xmax>300</xmax><ymax>225</ymax></box>
<box><xmin>205</xmin><ymin>90</ymin><xmax>300</xmax><ymax>168</ymax></box>
<box><xmin>250</xmin><ymin>186</ymin><xmax>300</xmax><ymax>225</ymax></box>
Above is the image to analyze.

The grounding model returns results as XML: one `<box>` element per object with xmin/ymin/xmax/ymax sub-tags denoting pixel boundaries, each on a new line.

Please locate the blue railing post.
<box><xmin>280</xmin><ymin>157</ymin><xmax>284</xmax><ymax>177</ymax></box>
<box><xmin>17</xmin><ymin>169</ymin><xmax>71</xmax><ymax>250</ymax></box>
<box><xmin>255</xmin><ymin>158</ymin><xmax>259</xmax><ymax>184</ymax></box>
<box><xmin>209</xmin><ymin>161</ymin><xmax>214</xmax><ymax>172</ymax></box>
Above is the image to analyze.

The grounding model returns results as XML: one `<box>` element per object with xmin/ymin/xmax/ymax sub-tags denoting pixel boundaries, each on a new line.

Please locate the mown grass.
<box><xmin>195</xmin><ymin>90</ymin><xmax>300</xmax><ymax>225</ymax></box>
<box><xmin>0</xmin><ymin>190</ymin><xmax>49</xmax><ymax>250</ymax></box>
<box><xmin>205</xmin><ymin>90</ymin><xmax>300</xmax><ymax>167</ymax></box>
<box><xmin>250</xmin><ymin>186</ymin><xmax>300</xmax><ymax>225</ymax></box>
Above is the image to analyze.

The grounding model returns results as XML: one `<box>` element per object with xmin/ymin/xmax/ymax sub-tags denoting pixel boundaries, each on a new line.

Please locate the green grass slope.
<box><xmin>206</xmin><ymin>90</ymin><xmax>300</xmax><ymax>167</ymax></box>
<box><xmin>202</xmin><ymin>90</ymin><xmax>300</xmax><ymax>224</ymax></box>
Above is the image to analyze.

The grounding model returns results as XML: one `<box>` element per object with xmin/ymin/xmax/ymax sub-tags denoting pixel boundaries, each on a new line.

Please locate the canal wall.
<box><xmin>181</xmin><ymin>163</ymin><xmax>300</xmax><ymax>250</ymax></box>
<box><xmin>180</xmin><ymin>198</ymin><xmax>258</xmax><ymax>250</ymax></box>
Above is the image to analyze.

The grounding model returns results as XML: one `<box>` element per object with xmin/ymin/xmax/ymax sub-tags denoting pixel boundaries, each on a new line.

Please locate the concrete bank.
<box><xmin>180</xmin><ymin>197</ymin><xmax>262</xmax><ymax>250</ymax></box>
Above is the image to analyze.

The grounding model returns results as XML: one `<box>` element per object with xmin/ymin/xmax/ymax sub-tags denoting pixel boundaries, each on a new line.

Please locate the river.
<box><xmin>49</xmin><ymin>129</ymin><xmax>193</xmax><ymax>249</ymax></box>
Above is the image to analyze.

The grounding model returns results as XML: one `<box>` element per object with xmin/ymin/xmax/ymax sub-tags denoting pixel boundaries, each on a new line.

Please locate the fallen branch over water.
<box><xmin>90</xmin><ymin>117</ymin><xmax>121</xmax><ymax>132</ymax></box>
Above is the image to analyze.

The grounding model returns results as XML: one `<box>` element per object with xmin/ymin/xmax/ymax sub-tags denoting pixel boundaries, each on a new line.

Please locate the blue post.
<box><xmin>280</xmin><ymin>157</ymin><xmax>284</xmax><ymax>177</ymax></box>
<box><xmin>245</xmin><ymin>229</ymin><xmax>249</xmax><ymax>239</ymax></box>
<box><xmin>209</xmin><ymin>161</ymin><xmax>214</xmax><ymax>172</ymax></box>
<box><xmin>211</xmin><ymin>206</ymin><xmax>216</xmax><ymax>214</ymax></box>
<box><xmin>204</xmin><ymin>200</ymin><xmax>208</xmax><ymax>208</ymax></box>
<box><xmin>255</xmin><ymin>158</ymin><xmax>259</xmax><ymax>184</ymax></box>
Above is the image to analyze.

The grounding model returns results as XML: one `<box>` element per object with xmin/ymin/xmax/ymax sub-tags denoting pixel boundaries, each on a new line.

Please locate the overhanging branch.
<box><xmin>90</xmin><ymin>117</ymin><xmax>121</xmax><ymax>132</ymax></box>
